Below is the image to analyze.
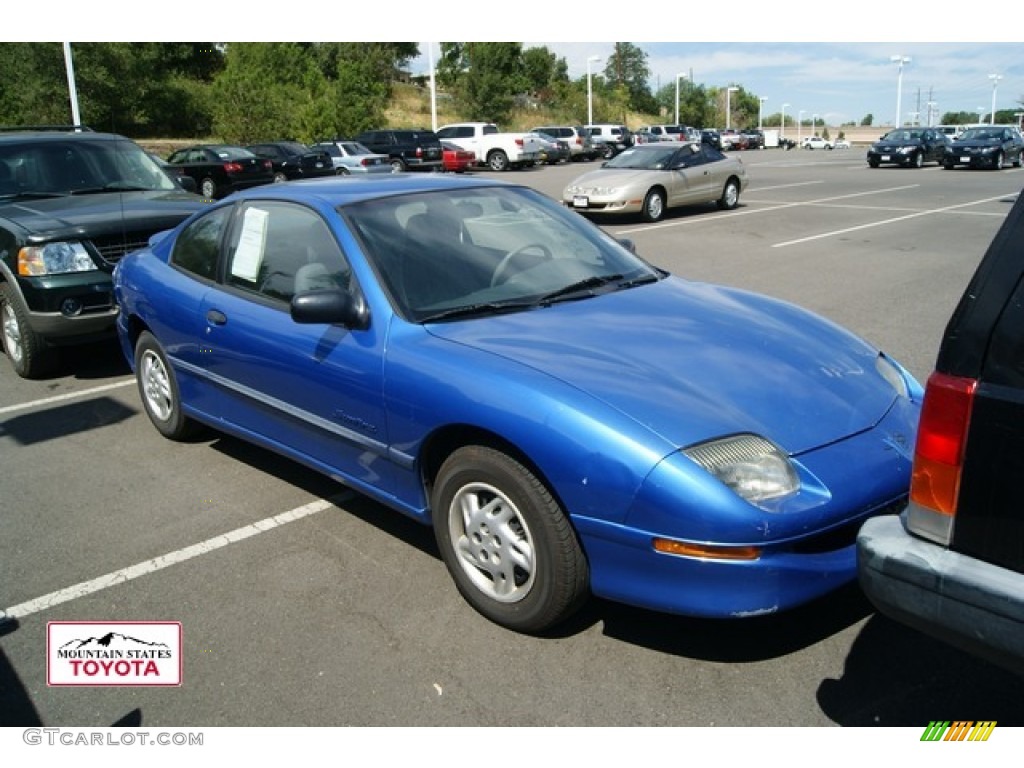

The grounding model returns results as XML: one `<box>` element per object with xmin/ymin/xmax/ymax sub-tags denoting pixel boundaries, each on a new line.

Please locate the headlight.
<box><xmin>18</xmin><ymin>242</ymin><xmax>97</xmax><ymax>276</ymax></box>
<box><xmin>684</xmin><ymin>434</ymin><xmax>799</xmax><ymax>506</ymax></box>
<box><xmin>897</xmin><ymin>146</ymin><xmax>914</xmax><ymax>154</ymax></box>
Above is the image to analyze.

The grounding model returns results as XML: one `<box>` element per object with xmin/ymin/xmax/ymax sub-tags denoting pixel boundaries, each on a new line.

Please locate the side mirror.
<box><xmin>291</xmin><ymin>289</ymin><xmax>369</xmax><ymax>330</ymax></box>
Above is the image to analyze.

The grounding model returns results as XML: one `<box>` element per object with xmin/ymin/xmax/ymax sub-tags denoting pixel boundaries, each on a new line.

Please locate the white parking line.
<box><xmin>772</xmin><ymin>193</ymin><xmax>1017</xmax><ymax>248</ymax></box>
<box><xmin>0</xmin><ymin>378</ymin><xmax>135</xmax><ymax>416</ymax></box>
<box><xmin>616</xmin><ymin>184</ymin><xmax>923</xmax><ymax>235</ymax></box>
<box><xmin>3</xmin><ymin>497</ymin><xmax>343</xmax><ymax>619</ymax></box>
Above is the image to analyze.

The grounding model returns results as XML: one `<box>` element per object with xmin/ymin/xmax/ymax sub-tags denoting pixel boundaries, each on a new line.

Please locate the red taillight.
<box><xmin>910</xmin><ymin>371</ymin><xmax>977</xmax><ymax>516</ymax></box>
<box><xmin>360</xmin><ymin>158</ymin><xmax>371</xmax><ymax>167</ymax></box>
<box><xmin>416</xmin><ymin>148</ymin><xmax>423</xmax><ymax>158</ymax></box>
<box><xmin>515</xmin><ymin>138</ymin><xmax>524</xmax><ymax>148</ymax></box>
<box><xmin>223</xmin><ymin>162</ymin><xmax>244</xmax><ymax>173</ymax></box>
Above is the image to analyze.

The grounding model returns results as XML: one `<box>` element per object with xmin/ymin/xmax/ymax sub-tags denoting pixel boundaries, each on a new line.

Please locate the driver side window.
<box><xmin>225</xmin><ymin>202</ymin><xmax>352</xmax><ymax>304</ymax></box>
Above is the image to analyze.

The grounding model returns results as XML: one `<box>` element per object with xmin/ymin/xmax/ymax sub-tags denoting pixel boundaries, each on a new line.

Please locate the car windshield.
<box><xmin>344</xmin><ymin>186</ymin><xmax>661</xmax><ymax>322</ymax></box>
<box><xmin>604</xmin><ymin>145</ymin><xmax>679</xmax><ymax>170</ymax></box>
<box><xmin>0</xmin><ymin>137</ymin><xmax>180</xmax><ymax>198</ymax></box>
<box><xmin>211</xmin><ymin>146</ymin><xmax>257</xmax><ymax>160</ymax></box>
<box><xmin>280</xmin><ymin>141</ymin><xmax>311</xmax><ymax>155</ymax></box>
<box><xmin>883</xmin><ymin>130</ymin><xmax>923</xmax><ymax>142</ymax></box>
<box><xmin>960</xmin><ymin>128</ymin><xmax>998</xmax><ymax>141</ymax></box>
<box><xmin>341</xmin><ymin>142</ymin><xmax>373</xmax><ymax>155</ymax></box>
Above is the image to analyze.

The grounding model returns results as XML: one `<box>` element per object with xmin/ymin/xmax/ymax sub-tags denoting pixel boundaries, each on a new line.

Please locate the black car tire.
<box><xmin>134</xmin><ymin>330</ymin><xmax>200</xmax><ymax>441</ymax></box>
<box><xmin>992</xmin><ymin>151</ymin><xmax>1004</xmax><ymax>171</ymax></box>
<box><xmin>431</xmin><ymin>445</ymin><xmax>589</xmax><ymax>633</ymax></box>
<box><xmin>390</xmin><ymin>158</ymin><xmax>406</xmax><ymax>173</ymax></box>
<box><xmin>913</xmin><ymin>152</ymin><xmax>924</xmax><ymax>168</ymax></box>
<box><xmin>200</xmin><ymin>177</ymin><xmax>217</xmax><ymax>198</ymax></box>
<box><xmin>487</xmin><ymin>150</ymin><xmax>509</xmax><ymax>172</ymax></box>
<box><xmin>272</xmin><ymin>171</ymin><xmax>287</xmax><ymax>183</ymax></box>
<box><xmin>944</xmin><ymin>160</ymin><xmax>956</xmax><ymax>170</ymax></box>
<box><xmin>717</xmin><ymin>178</ymin><xmax>741</xmax><ymax>210</ymax></box>
<box><xmin>869</xmin><ymin>159</ymin><xmax>880</xmax><ymax>168</ymax></box>
<box><xmin>1014</xmin><ymin>152</ymin><xmax>1023</xmax><ymax>168</ymax></box>
<box><xmin>602</xmin><ymin>144</ymin><xmax>614</xmax><ymax>159</ymax></box>
<box><xmin>0</xmin><ymin>282</ymin><xmax>56</xmax><ymax>379</ymax></box>
<box><xmin>641</xmin><ymin>188</ymin><xmax>666</xmax><ymax>222</ymax></box>
<box><xmin>336</xmin><ymin>167</ymin><xmax>350</xmax><ymax>176</ymax></box>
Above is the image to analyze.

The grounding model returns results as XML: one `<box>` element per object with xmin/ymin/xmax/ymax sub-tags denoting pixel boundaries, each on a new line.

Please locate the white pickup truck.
<box><xmin>436</xmin><ymin>122</ymin><xmax>543</xmax><ymax>171</ymax></box>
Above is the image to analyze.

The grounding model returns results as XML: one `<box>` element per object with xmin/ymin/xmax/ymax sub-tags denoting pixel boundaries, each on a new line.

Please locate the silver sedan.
<box><xmin>563</xmin><ymin>142</ymin><xmax>748</xmax><ymax>222</ymax></box>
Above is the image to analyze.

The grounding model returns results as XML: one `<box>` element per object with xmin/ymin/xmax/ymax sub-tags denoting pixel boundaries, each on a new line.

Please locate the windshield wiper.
<box><xmin>69</xmin><ymin>183</ymin><xmax>153</xmax><ymax>195</ymax></box>
<box><xmin>420</xmin><ymin>300</ymin><xmax>536</xmax><ymax>323</ymax></box>
<box><xmin>535</xmin><ymin>274</ymin><xmax>625</xmax><ymax>305</ymax></box>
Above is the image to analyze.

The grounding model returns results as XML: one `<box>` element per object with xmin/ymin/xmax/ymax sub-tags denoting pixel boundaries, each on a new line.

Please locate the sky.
<box><xmin>410</xmin><ymin>41</ymin><xmax>1024</xmax><ymax>128</ymax></box>
<box><xmin>8</xmin><ymin>6</ymin><xmax>1023</xmax><ymax>129</ymax></box>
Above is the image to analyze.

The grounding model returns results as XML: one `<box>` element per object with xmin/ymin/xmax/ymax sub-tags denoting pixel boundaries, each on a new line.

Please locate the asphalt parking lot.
<box><xmin>3</xmin><ymin>147</ymin><xmax>1023</xmax><ymax>730</ymax></box>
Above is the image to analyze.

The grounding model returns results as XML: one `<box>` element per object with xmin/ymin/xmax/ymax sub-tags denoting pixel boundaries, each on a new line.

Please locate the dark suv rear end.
<box><xmin>0</xmin><ymin>127</ymin><xmax>207</xmax><ymax>378</ymax></box>
<box><xmin>857</xmin><ymin>192</ymin><xmax>1024</xmax><ymax>675</ymax></box>
<box><xmin>352</xmin><ymin>129</ymin><xmax>443</xmax><ymax>172</ymax></box>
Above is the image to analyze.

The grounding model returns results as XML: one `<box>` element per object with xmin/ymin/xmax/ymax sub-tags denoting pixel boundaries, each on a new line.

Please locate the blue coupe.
<box><xmin>113</xmin><ymin>174</ymin><xmax>921</xmax><ymax>633</ymax></box>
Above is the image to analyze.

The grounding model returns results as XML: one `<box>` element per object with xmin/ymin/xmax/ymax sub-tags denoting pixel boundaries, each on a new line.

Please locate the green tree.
<box><xmin>603</xmin><ymin>43</ymin><xmax>656</xmax><ymax>114</ymax></box>
<box><xmin>860</xmin><ymin>113</ymin><xmax>874</xmax><ymax>126</ymax></box>
<box><xmin>439</xmin><ymin>42</ymin><xmax>525</xmax><ymax>124</ymax></box>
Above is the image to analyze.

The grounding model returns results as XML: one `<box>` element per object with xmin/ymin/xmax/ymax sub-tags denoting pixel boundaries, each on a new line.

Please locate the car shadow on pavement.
<box><xmin>817</xmin><ymin>613</ymin><xmax>1024</xmax><ymax>726</ymax></box>
<box><xmin>573</xmin><ymin>581</ymin><xmax>873</xmax><ymax>656</ymax></box>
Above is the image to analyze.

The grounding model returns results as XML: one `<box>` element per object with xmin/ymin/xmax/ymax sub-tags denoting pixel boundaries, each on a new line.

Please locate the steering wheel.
<box><xmin>490</xmin><ymin>243</ymin><xmax>554</xmax><ymax>287</ymax></box>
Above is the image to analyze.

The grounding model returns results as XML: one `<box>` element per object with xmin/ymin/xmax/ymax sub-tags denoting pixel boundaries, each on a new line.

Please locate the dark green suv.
<box><xmin>0</xmin><ymin>127</ymin><xmax>207</xmax><ymax>378</ymax></box>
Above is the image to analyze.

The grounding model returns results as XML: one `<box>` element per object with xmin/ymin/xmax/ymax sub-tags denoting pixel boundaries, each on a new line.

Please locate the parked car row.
<box><xmin>866</xmin><ymin>125</ymin><xmax>1024</xmax><ymax>170</ymax></box>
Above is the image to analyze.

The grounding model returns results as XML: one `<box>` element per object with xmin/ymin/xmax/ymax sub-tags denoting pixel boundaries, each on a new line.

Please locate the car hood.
<box><xmin>952</xmin><ymin>138</ymin><xmax>1004</xmax><ymax>149</ymax></box>
<box><xmin>872</xmin><ymin>139</ymin><xmax>923</xmax><ymax>149</ymax></box>
<box><xmin>0</xmin><ymin>190</ymin><xmax>206</xmax><ymax>240</ymax></box>
<box><xmin>425</xmin><ymin>277</ymin><xmax>898</xmax><ymax>456</ymax></box>
<box><xmin>567</xmin><ymin>167</ymin><xmax>669</xmax><ymax>189</ymax></box>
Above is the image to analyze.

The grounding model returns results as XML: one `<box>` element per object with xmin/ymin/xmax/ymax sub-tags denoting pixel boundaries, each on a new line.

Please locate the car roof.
<box><xmin>224</xmin><ymin>173</ymin><xmax>516</xmax><ymax>208</ymax></box>
<box><xmin>0</xmin><ymin>127</ymin><xmax>128</xmax><ymax>144</ymax></box>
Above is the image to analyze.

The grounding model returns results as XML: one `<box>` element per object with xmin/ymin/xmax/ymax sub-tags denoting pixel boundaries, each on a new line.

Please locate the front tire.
<box><xmin>487</xmin><ymin>150</ymin><xmax>509</xmax><ymax>172</ymax></box>
<box><xmin>431</xmin><ymin>446</ymin><xmax>588</xmax><ymax>633</ymax></box>
<box><xmin>641</xmin><ymin>188</ymin><xmax>666</xmax><ymax>222</ymax></box>
<box><xmin>992</xmin><ymin>151</ymin><xmax>1004</xmax><ymax>170</ymax></box>
<box><xmin>134</xmin><ymin>331</ymin><xmax>199</xmax><ymax>441</ymax></box>
<box><xmin>717</xmin><ymin>178</ymin><xmax>741</xmax><ymax>210</ymax></box>
<box><xmin>0</xmin><ymin>282</ymin><xmax>56</xmax><ymax>379</ymax></box>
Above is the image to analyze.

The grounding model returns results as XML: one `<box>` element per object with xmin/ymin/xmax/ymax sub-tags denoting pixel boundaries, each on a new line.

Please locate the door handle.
<box><xmin>206</xmin><ymin>309</ymin><xmax>227</xmax><ymax>326</ymax></box>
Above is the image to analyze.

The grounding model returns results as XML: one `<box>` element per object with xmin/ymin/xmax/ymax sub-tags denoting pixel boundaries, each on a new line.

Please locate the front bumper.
<box><xmin>944</xmin><ymin>151</ymin><xmax>1002</xmax><ymax>169</ymax></box>
<box><xmin>15</xmin><ymin>272</ymin><xmax>118</xmax><ymax>342</ymax></box>
<box><xmin>857</xmin><ymin>514</ymin><xmax>1024</xmax><ymax>675</ymax></box>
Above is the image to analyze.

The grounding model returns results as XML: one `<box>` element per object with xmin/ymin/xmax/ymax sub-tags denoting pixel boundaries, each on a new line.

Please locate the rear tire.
<box><xmin>200</xmin><ymin>177</ymin><xmax>217</xmax><ymax>198</ymax></box>
<box><xmin>134</xmin><ymin>331</ymin><xmax>200</xmax><ymax>441</ymax></box>
<box><xmin>641</xmin><ymin>188</ymin><xmax>665</xmax><ymax>222</ymax></box>
<box><xmin>717</xmin><ymin>178</ymin><xmax>740</xmax><ymax>210</ymax></box>
<box><xmin>487</xmin><ymin>150</ymin><xmax>509</xmax><ymax>172</ymax></box>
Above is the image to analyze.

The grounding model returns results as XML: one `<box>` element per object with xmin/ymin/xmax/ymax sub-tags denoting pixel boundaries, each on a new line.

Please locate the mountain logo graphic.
<box><xmin>47</xmin><ymin>621</ymin><xmax>182</xmax><ymax>687</ymax></box>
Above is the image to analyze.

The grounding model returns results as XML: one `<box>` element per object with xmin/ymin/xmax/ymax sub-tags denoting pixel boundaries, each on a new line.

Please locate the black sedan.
<box><xmin>245</xmin><ymin>141</ymin><xmax>336</xmax><ymax>183</ymax></box>
<box><xmin>866</xmin><ymin>127</ymin><xmax>949</xmax><ymax>168</ymax></box>
<box><xmin>943</xmin><ymin>126</ymin><xmax>1024</xmax><ymax>170</ymax></box>
<box><xmin>166</xmin><ymin>145</ymin><xmax>275</xmax><ymax>199</ymax></box>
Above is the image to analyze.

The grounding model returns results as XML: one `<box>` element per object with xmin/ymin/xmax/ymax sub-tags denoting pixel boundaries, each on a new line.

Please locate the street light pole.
<box><xmin>989</xmin><ymin>73</ymin><xmax>1002</xmax><ymax>125</ymax></box>
<box><xmin>587</xmin><ymin>55</ymin><xmax>601</xmax><ymax>126</ymax></box>
<box><xmin>781</xmin><ymin>103</ymin><xmax>789</xmax><ymax>140</ymax></box>
<box><xmin>725</xmin><ymin>86</ymin><xmax>739</xmax><ymax>131</ymax></box>
<box><xmin>812</xmin><ymin>113</ymin><xmax>819</xmax><ymax>135</ymax></box>
<box><xmin>891</xmin><ymin>55</ymin><xmax>911</xmax><ymax>127</ymax></box>
<box><xmin>798</xmin><ymin>110</ymin><xmax>805</xmax><ymax>144</ymax></box>
<box><xmin>759</xmin><ymin>98</ymin><xmax>768</xmax><ymax>130</ymax></box>
<box><xmin>675</xmin><ymin>72</ymin><xmax>688</xmax><ymax>125</ymax></box>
